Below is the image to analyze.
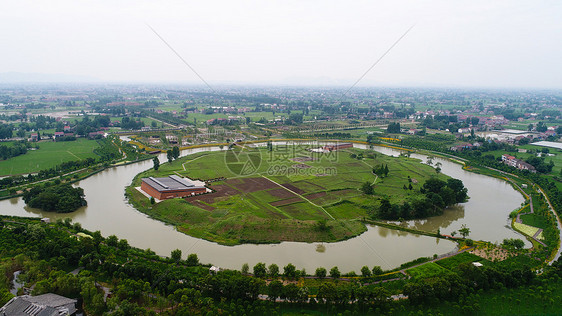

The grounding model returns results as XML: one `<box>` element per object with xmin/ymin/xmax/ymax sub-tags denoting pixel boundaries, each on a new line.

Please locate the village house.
<box><xmin>53</xmin><ymin>131</ymin><xmax>65</xmax><ymax>140</ymax></box>
<box><xmin>501</xmin><ymin>154</ymin><xmax>536</xmax><ymax>172</ymax></box>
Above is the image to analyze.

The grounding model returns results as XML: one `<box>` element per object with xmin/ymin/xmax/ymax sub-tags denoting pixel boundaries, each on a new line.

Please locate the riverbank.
<box><xmin>125</xmin><ymin>143</ymin><xmax>467</xmax><ymax>245</ymax></box>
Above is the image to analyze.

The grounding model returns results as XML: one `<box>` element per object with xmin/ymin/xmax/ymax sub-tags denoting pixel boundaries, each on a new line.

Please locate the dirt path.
<box><xmin>261</xmin><ymin>175</ymin><xmax>335</xmax><ymax>220</ymax></box>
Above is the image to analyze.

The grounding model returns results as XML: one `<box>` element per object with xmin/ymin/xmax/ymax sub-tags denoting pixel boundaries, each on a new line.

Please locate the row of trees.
<box><xmin>1</xmin><ymin>215</ymin><xmax>561</xmax><ymax>315</ymax></box>
<box><xmin>0</xmin><ymin>138</ymin><xmax>122</xmax><ymax>190</ymax></box>
<box><xmin>0</xmin><ymin>141</ymin><xmax>31</xmax><ymax>160</ymax></box>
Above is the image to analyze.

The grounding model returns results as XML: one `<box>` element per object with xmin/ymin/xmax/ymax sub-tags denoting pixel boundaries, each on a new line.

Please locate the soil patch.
<box><xmin>470</xmin><ymin>247</ymin><xmax>514</xmax><ymax>262</ymax></box>
<box><xmin>268</xmin><ymin>187</ymin><xmax>298</xmax><ymax>199</ymax></box>
<box><xmin>281</xmin><ymin>183</ymin><xmax>306</xmax><ymax>195</ymax></box>
<box><xmin>184</xmin><ymin>184</ymin><xmax>239</xmax><ymax>204</ymax></box>
<box><xmin>228</xmin><ymin>177</ymin><xmax>278</xmax><ymax>192</ymax></box>
<box><xmin>292</xmin><ymin>164</ymin><xmax>311</xmax><ymax>169</ymax></box>
<box><xmin>270</xmin><ymin>197</ymin><xmax>304</xmax><ymax>207</ymax></box>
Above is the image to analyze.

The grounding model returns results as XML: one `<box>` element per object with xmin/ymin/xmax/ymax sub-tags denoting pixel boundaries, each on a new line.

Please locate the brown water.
<box><xmin>0</xmin><ymin>143</ymin><xmax>526</xmax><ymax>271</ymax></box>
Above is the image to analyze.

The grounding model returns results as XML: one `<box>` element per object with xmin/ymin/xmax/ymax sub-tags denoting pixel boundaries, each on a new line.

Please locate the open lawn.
<box><xmin>406</xmin><ymin>262</ymin><xmax>451</xmax><ymax>279</ymax></box>
<box><xmin>434</xmin><ymin>251</ymin><xmax>485</xmax><ymax>270</ymax></box>
<box><xmin>0</xmin><ymin>138</ymin><xmax>101</xmax><ymax>175</ymax></box>
<box><xmin>128</xmin><ymin>144</ymin><xmax>451</xmax><ymax>245</ymax></box>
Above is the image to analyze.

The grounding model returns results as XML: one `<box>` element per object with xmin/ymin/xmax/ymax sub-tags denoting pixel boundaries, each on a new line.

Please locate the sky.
<box><xmin>1</xmin><ymin>0</ymin><xmax>561</xmax><ymax>88</ymax></box>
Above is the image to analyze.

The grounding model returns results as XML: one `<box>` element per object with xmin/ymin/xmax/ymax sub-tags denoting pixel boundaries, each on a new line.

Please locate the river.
<box><xmin>0</xmin><ymin>142</ymin><xmax>527</xmax><ymax>272</ymax></box>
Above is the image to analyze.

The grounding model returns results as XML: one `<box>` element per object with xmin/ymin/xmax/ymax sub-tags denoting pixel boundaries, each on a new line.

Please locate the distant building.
<box><xmin>53</xmin><ymin>132</ymin><xmax>64</xmax><ymax>140</ymax></box>
<box><xmin>450</xmin><ymin>143</ymin><xmax>473</xmax><ymax>151</ymax></box>
<box><xmin>501</xmin><ymin>154</ymin><xmax>536</xmax><ymax>173</ymax></box>
<box><xmin>0</xmin><ymin>293</ymin><xmax>77</xmax><ymax>316</ymax></box>
<box><xmin>88</xmin><ymin>131</ymin><xmax>105</xmax><ymax>139</ymax></box>
<box><xmin>30</xmin><ymin>133</ymin><xmax>38</xmax><ymax>142</ymax></box>
<box><xmin>323</xmin><ymin>143</ymin><xmax>353</xmax><ymax>151</ymax></box>
<box><xmin>141</xmin><ymin>175</ymin><xmax>206</xmax><ymax>200</ymax></box>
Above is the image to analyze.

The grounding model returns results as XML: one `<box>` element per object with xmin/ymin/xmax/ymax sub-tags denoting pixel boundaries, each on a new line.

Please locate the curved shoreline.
<box><xmin>124</xmin><ymin>140</ymin><xmax>471</xmax><ymax>246</ymax></box>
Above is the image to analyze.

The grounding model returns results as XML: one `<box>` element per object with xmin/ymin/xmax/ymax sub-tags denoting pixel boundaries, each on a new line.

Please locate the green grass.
<box><xmin>128</xmin><ymin>145</ymin><xmax>452</xmax><ymax>245</ymax></box>
<box><xmin>435</xmin><ymin>252</ymin><xmax>484</xmax><ymax>270</ymax></box>
<box><xmin>397</xmin><ymin>278</ymin><xmax>562</xmax><ymax>315</ymax></box>
<box><xmin>0</xmin><ymin>138</ymin><xmax>101</xmax><ymax>175</ymax></box>
<box><xmin>405</xmin><ymin>262</ymin><xmax>451</xmax><ymax>279</ymax></box>
<box><xmin>520</xmin><ymin>213</ymin><xmax>549</xmax><ymax>229</ymax></box>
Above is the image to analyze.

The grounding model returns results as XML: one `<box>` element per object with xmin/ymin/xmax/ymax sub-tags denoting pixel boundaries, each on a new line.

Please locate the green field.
<box><xmin>128</xmin><ymin>144</ymin><xmax>451</xmax><ymax>245</ymax></box>
<box><xmin>406</xmin><ymin>262</ymin><xmax>451</xmax><ymax>279</ymax></box>
<box><xmin>0</xmin><ymin>139</ymin><xmax>101</xmax><ymax>175</ymax></box>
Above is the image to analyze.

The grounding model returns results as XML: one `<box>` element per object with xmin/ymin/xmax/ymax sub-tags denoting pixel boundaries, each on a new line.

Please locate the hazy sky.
<box><xmin>1</xmin><ymin>0</ymin><xmax>561</xmax><ymax>88</ymax></box>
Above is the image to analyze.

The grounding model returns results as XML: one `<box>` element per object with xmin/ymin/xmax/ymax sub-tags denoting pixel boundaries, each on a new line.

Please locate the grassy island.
<box><xmin>127</xmin><ymin>143</ymin><xmax>462</xmax><ymax>245</ymax></box>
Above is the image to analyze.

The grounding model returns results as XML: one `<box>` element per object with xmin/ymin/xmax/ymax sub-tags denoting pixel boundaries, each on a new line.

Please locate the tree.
<box><xmin>459</xmin><ymin>224</ymin><xmax>470</xmax><ymax>239</ymax></box>
<box><xmin>283</xmin><ymin>263</ymin><xmax>297</xmax><ymax>279</ymax></box>
<box><xmin>268</xmin><ymin>263</ymin><xmax>279</xmax><ymax>278</ymax></box>
<box><xmin>117</xmin><ymin>239</ymin><xmax>130</xmax><ymax>251</ymax></box>
<box><xmin>329</xmin><ymin>266</ymin><xmax>340</xmax><ymax>279</ymax></box>
<box><xmin>361</xmin><ymin>266</ymin><xmax>372</xmax><ymax>277</ymax></box>
<box><xmin>361</xmin><ymin>182</ymin><xmax>374</xmax><ymax>195</ymax></box>
<box><xmin>372</xmin><ymin>266</ymin><xmax>383</xmax><ymax>275</ymax></box>
<box><xmin>107</xmin><ymin>235</ymin><xmax>119</xmax><ymax>247</ymax></box>
<box><xmin>167</xmin><ymin>150</ymin><xmax>173</xmax><ymax>163</ymax></box>
<box><xmin>268</xmin><ymin>280</ymin><xmax>283</xmax><ymax>301</ymax></box>
<box><xmin>387</xmin><ymin>122</ymin><xmax>401</xmax><ymax>133</ymax></box>
<box><xmin>186</xmin><ymin>253</ymin><xmax>199</xmax><ymax>266</ymax></box>
<box><xmin>241</xmin><ymin>263</ymin><xmax>249</xmax><ymax>274</ymax></box>
<box><xmin>150</xmin><ymin>197</ymin><xmax>155</xmax><ymax>204</ymax></box>
<box><xmin>172</xmin><ymin>146</ymin><xmax>180</xmax><ymax>160</ymax></box>
<box><xmin>253</xmin><ymin>262</ymin><xmax>267</xmax><ymax>278</ymax></box>
<box><xmin>315</xmin><ymin>267</ymin><xmax>327</xmax><ymax>279</ymax></box>
<box><xmin>153</xmin><ymin>157</ymin><xmax>160</xmax><ymax>171</ymax></box>
<box><xmin>171</xmin><ymin>249</ymin><xmax>182</xmax><ymax>262</ymax></box>
<box><xmin>426</xmin><ymin>156</ymin><xmax>434</xmax><ymax>165</ymax></box>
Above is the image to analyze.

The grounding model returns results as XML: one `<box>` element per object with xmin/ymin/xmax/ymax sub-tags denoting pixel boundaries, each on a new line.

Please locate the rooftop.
<box><xmin>142</xmin><ymin>175</ymin><xmax>205</xmax><ymax>192</ymax></box>
<box><xmin>1</xmin><ymin>294</ymin><xmax>77</xmax><ymax>316</ymax></box>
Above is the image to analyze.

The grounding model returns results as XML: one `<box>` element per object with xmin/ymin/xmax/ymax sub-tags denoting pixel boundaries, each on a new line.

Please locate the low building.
<box><xmin>0</xmin><ymin>293</ymin><xmax>77</xmax><ymax>316</ymax></box>
<box><xmin>501</xmin><ymin>154</ymin><xmax>517</xmax><ymax>167</ymax></box>
<box><xmin>501</xmin><ymin>154</ymin><xmax>536</xmax><ymax>173</ymax></box>
<box><xmin>141</xmin><ymin>175</ymin><xmax>206</xmax><ymax>200</ymax></box>
<box><xmin>323</xmin><ymin>143</ymin><xmax>353</xmax><ymax>151</ymax></box>
<box><xmin>450</xmin><ymin>143</ymin><xmax>474</xmax><ymax>151</ymax></box>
